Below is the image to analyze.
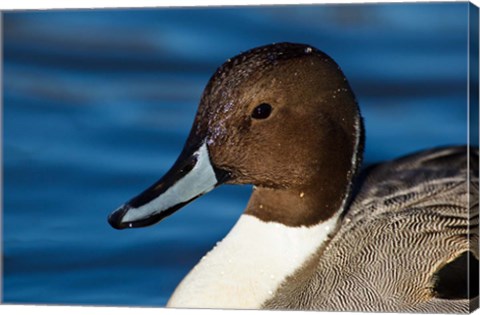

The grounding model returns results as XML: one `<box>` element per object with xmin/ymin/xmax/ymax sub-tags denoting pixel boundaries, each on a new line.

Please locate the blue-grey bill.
<box><xmin>108</xmin><ymin>143</ymin><xmax>219</xmax><ymax>229</ymax></box>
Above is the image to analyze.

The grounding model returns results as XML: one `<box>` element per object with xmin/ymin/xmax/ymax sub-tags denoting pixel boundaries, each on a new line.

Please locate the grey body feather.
<box><xmin>264</xmin><ymin>146</ymin><xmax>478</xmax><ymax>313</ymax></box>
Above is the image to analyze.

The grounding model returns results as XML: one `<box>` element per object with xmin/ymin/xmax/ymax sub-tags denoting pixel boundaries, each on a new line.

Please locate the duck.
<box><xmin>108</xmin><ymin>42</ymin><xmax>479</xmax><ymax>312</ymax></box>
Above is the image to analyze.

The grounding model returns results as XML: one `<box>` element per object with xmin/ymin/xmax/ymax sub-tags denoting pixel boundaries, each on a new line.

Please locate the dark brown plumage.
<box><xmin>109</xmin><ymin>43</ymin><xmax>478</xmax><ymax>312</ymax></box>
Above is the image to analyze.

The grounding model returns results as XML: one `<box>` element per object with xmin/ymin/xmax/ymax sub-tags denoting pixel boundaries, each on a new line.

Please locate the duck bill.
<box><xmin>108</xmin><ymin>142</ymin><xmax>228</xmax><ymax>230</ymax></box>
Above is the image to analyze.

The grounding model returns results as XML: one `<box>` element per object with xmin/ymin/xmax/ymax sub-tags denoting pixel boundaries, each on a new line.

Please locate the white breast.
<box><xmin>167</xmin><ymin>213</ymin><xmax>339</xmax><ymax>309</ymax></box>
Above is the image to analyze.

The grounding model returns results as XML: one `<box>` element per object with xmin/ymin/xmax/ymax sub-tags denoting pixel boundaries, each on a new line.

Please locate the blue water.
<box><xmin>3</xmin><ymin>3</ymin><xmax>473</xmax><ymax>307</ymax></box>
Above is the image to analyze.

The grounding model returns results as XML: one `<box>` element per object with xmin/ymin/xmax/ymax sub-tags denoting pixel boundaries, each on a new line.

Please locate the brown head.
<box><xmin>108</xmin><ymin>42</ymin><xmax>364</xmax><ymax>229</ymax></box>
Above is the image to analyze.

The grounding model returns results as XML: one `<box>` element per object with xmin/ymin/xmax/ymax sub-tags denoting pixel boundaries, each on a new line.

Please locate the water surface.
<box><xmin>3</xmin><ymin>3</ymin><xmax>472</xmax><ymax>306</ymax></box>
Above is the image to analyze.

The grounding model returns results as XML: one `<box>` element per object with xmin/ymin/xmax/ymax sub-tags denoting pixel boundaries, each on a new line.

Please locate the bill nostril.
<box><xmin>180</xmin><ymin>155</ymin><xmax>198</xmax><ymax>174</ymax></box>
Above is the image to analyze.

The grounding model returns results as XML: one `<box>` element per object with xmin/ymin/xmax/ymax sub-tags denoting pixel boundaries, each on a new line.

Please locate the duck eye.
<box><xmin>251</xmin><ymin>103</ymin><xmax>272</xmax><ymax>119</ymax></box>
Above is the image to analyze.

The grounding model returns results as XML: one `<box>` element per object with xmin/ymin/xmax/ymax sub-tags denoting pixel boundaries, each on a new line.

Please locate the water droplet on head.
<box><xmin>305</xmin><ymin>47</ymin><xmax>313</xmax><ymax>53</ymax></box>
<box><xmin>128</xmin><ymin>223</ymin><xmax>133</xmax><ymax>228</ymax></box>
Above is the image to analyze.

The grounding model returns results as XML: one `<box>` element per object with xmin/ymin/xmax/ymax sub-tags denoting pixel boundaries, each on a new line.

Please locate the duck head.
<box><xmin>109</xmin><ymin>42</ymin><xmax>364</xmax><ymax>230</ymax></box>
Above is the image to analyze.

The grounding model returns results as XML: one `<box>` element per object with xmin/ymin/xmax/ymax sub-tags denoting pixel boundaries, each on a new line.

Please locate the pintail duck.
<box><xmin>108</xmin><ymin>43</ymin><xmax>479</xmax><ymax>312</ymax></box>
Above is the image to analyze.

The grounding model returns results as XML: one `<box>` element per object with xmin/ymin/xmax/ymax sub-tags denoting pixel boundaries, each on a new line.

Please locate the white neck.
<box><xmin>167</xmin><ymin>213</ymin><xmax>340</xmax><ymax>309</ymax></box>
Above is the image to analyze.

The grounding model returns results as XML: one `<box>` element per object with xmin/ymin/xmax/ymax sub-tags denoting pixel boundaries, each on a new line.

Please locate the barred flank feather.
<box><xmin>264</xmin><ymin>146</ymin><xmax>479</xmax><ymax>313</ymax></box>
